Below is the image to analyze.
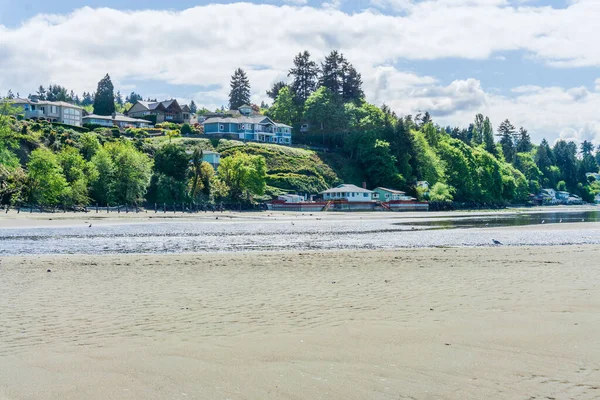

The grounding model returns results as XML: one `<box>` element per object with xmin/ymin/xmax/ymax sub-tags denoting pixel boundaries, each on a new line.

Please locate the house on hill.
<box><xmin>127</xmin><ymin>99</ymin><xmax>197</xmax><ymax>125</ymax></box>
<box><xmin>6</xmin><ymin>97</ymin><xmax>83</xmax><ymax>126</ymax></box>
<box><xmin>82</xmin><ymin>113</ymin><xmax>153</xmax><ymax>129</ymax></box>
<box><xmin>202</xmin><ymin>105</ymin><xmax>292</xmax><ymax>145</ymax></box>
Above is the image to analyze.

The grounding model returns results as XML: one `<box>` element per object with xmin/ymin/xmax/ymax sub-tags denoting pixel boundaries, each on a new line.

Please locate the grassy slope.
<box><xmin>216</xmin><ymin>140</ymin><xmax>342</xmax><ymax>195</ymax></box>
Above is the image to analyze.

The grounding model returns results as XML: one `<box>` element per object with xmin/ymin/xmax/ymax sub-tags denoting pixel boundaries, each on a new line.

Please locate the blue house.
<box><xmin>202</xmin><ymin>105</ymin><xmax>292</xmax><ymax>145</ymax></box>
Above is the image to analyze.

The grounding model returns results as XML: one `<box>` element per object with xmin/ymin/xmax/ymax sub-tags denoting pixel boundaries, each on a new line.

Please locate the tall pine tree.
<box><xmin>189</xmin><ymin>100</ymin><xmax>197</xmax><ymax>114</ymax></box>
<box><xmin>288</xmin><ymin>51</ymin><xmax>319</xmax><ymax>105</ymax></box>
<box><xmin>229</xmin><ymin>68</ymin><xmax>251</xmax><ymax>110</ymax></box>
<box><xmin>319</xmin><ymin>50</ymin><xmax>344</xmax><ymax>96</ymax></box>
<box><xmin>483</xmin><ymin>117</ymin><xmax>496</xmax><ymax>155</ymax></box>
<box><xmin>515</xmin><ymin>127</ymin><xmax>532</xmax><ymax>153</ymax></box>
<box><xmin>341</xmin><ymin>60</ymin><xmax>363</xmax><ymax>102</ymax></box>
<box><xmin>472</xmin><ymin>113</ymin><xmax>484</xmax><ymax>146</ymax></box>
<box><xmin>266</xmin><ymin>81</ymin><xmax>289</xmax><ymax>100</ymax></box>
<box><xmin>93</xmin><ymin>74</ymin><xmax>115</xmax><ymax>116</ymax></box>
<box><xmin>497</xmin><ymin>119</ymin><xmax>516</xmax><ymax>162</ymax></box>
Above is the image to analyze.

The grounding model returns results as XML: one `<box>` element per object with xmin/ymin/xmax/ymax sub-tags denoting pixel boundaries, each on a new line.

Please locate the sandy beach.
<box><xmin>1</xmin><ymin>245</ymin><xmax>599</xmax><ymax>399</ymax></box>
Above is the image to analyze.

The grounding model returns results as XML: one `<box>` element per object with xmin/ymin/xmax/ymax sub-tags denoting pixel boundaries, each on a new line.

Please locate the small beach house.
<box><xmin>373</xmin><ymin>187</ymin><xmax>415</xmax><ymax>201</ymax></box>
<box><xmin>320</xmin><ymin>184</ymin><xmax>374</xmax><ymax>202</ymax></box>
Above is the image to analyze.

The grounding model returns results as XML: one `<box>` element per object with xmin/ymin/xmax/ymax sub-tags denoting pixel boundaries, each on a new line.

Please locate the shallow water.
<box><xmin>1</xmin><ymin>210</ymin><xmax>600</xmax><ymax>256</ymax></box>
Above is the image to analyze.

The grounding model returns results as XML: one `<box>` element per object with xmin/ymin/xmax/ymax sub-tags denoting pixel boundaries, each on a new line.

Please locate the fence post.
<box><xmin>96</xmin><ymin>204</ymin><xmax>99</xmax><ymax>213</ymax></box>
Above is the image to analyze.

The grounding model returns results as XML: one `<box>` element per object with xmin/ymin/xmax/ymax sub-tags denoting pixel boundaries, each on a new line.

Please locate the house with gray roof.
<box><xmin>82</xmin><ymin>113</ymin><xmax>153</xmax><ymax>129</ymax></box>
<box><xmin>202</xmin><ymin>105</ymin><xmax>292</xmax><ymax>145</ymax></box>
<box><xmin>320</xmin><ymin>184</ymin><xmax>374</xmax><ymax>202</ymax></box>
<box><xmin>127</xmin><ymin>99</ymin><xmax>197</xmax><ymax>125</ymax></box>
<box><xmin>6</xmin><ymin>97</ymin><xmax>83</xmax><ymax>126</ymax></box>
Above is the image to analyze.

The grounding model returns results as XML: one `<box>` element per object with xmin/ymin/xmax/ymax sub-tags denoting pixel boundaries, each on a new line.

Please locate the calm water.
<box><xmin>1</xmin><ymin>210</ymin><xmax>599</xmax><ymax>256</ymax></box>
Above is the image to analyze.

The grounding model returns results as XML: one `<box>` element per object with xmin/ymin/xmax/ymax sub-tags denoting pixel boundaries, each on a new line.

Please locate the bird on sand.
<box><xmin>492</xmin><ymin>239</ymin><xmax>503</xmax><ymax>245</ymax></box>
<box><xmin>541</xmin><ymin>220</ymin><xmax>545</xmax><ymax>224</ymax></box>
<box><xmin>88</xmin><ymin>223</ymin><xmax>92</xmax><ymax>228</ymax></box>
<box><xmin>560</xmin><ymin>219</ymin><xmax>563</xmax><ymax>223</ymax></box>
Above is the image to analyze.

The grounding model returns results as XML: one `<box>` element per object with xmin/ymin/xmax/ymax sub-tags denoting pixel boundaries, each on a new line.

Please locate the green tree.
<box><xmin>482</xmin><ymin>117</ymin><xmax>496</xmax><ymax>155</ymax></box>
<box><xmin>288</xmin><ymin>51</ymin><xmax>319</xmax><ymax>105</ymax></box>
<box><xmin>497</xmin><ymin>119</ymin><xmax>516</xmax><ymax>162</ymax></box>
<box><xmin>26</xmin><ymin>148</ymin><xmax>70</xmax><ymax>206</ymax></box>
<box><xmin>429</xmin><ymin>182</ymin><xmax>455</xmax><ymax>201</ymax></box>
<box><xmin>553</xmin><ymin>140</ymin><xmax>578</xmax><ymax>189</ymax></box>
<box><xmin>218</xmin><ymin>152</ymin><xmax>266</xmax><ymax>202</ymax></box>
<box><xmin>93</xmin><ymin>74</ymin><xmax>116</xmax><ymax>116</ymax></box>
<box><xmin>515</xmin><ymin>127</ymin><xmax>532</xmax><ymax>153</ymax></box>
<box><xmin>90</xmin><ymin>148</ymin><xmax>115</xmax><ymax>205</ymax></box>
<box><xmin>341</xmin><ymin>60</ymin><xmax>363</xmax><ymax>102</ymax></box>
<box><xmin>78</xmin><ymin>132</ymin><xmax>101</xmax><ymax>161</ymax></box>
<box><xmin>180</xmin><ymin>123</ymin><xmax>193</xmax><ymax>136</ymax></box>
<box><xmin>266</xmin><ymin>81</ymin><xmax>289</xmax><ymax>100</ymax></box>
<box><xmin>188</xmin><ymin>148</ymin><xmax>214</xmax><ymax>203</ymax></box>
<box><xmin>57</xmin><ymin>146</ymin><xmax>95</xmax><ymax>205</ymax></box>
<box><xmin>303</xmin><ymin>87</ymin><xmax>346</xmax><ymax>138</ymax></box>
<box><xmin>319</xmin><ymin>50</ymin><xmax>344</xmax><ymax>96</ymax></box>
<box><xmin>105</xmin><ymin>142</ymin><xmax>153</xmax><ymax>205</ymax></box>
<box><xmin>411</xmin><ymin>129</ymin><xmax>443</xmax><ymax>185</ymax></box>
<box><xmin>267</xmin><ymin>87</ymin><xmax>296</xmax><ymax>126</ymax></box>
<box><xmin>229</xmin><ymin>68</ymin><xmax>251</xmax><ymax>110</ymax></box>
<box><xmin>472</xmin><ymin>113</ymin><xmax>484</xmax><ymax>146</ymax></box>
<box><xmin>189</xmin><ymin>100</ymin><xmax>198</xmax><ymax>114</ymax></box>
<box><xmin>153</xmin><ymin>143</ymin><xmax>190</xmax><ymax>182</ymax></box>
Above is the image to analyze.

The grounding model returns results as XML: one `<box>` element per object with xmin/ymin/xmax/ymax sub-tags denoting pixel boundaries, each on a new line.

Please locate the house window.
<box><xmin>364</xmin><ymin>193</ymin><xmax>369</xmax><ymax>197</ymax></box>
<box><xmin>50</xmin><ymin>106</ymin><xmax>57</xmax><ymax>114</ymax></box>
<box><xmin>220</xmin><ymin>124</ymin><xmax>224</xmax><ymax>131</ymax></box>
<box><xmin>183</xmin><ymin>114</ymin><xmax>188</xmax><ymax>119</ymax></box>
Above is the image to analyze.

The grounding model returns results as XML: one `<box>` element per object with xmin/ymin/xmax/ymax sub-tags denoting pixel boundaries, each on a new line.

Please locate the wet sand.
<box><xmin>1</xmin><ymin>246</ymin><xmax>599</xmax><ymax>399</ymax></box>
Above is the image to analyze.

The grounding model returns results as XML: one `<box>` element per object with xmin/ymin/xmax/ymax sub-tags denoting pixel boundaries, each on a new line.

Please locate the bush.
<box><xmin>180</xmin><ymin>123</ymin><xmax>192</xmax><ymax>135</ymax></box>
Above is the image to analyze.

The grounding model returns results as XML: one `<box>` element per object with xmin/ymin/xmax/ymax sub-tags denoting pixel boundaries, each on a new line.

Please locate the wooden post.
<box><xmin>163</xmin><ymin>203</ymin><xmax>166</xmax><ymax>213</ymax></box>
<box><xmin>96</xmin><ymin>204</ymin><xmax>99</xmax><ymax>213</ymax></box>
<box><xmin>155</xmin><ymin>203</ymin><xmax>157</xmax><ymax>213</ymax></box>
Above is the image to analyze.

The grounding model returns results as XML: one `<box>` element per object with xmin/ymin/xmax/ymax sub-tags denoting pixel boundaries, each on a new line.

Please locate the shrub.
<box><xmin>180</xmin><ymin>123</ymin><xmax>193</xmax><ymax>135</ymax></box>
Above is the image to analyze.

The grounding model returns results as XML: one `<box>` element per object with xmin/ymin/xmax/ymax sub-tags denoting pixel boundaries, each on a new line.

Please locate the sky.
<box><xmin>0</xmin><ymin>0</ymin><xmax>599</xmax><ymax>144</ymax></box>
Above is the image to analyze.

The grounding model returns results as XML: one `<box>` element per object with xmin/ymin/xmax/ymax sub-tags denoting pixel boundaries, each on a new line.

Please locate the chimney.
<box><xmin>362</xmin><ymin>182</ymin><xmax>367</xmax><ymax>189</ymax></box>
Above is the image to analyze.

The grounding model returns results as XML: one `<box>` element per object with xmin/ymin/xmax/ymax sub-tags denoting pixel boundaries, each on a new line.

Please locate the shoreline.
<box><xmin>1</xmin><ymin>245</ymin><xmax>599</xmax><ymax>399</ymax></box>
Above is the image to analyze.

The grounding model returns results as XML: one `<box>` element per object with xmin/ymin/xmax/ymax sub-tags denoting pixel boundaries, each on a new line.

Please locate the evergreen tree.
<box><xmin>319</xmin><ymin>50</ymin><xmax>344</xmax><ymax>96</ymax></box>
<box><xmin>228</xmin><ymin>68</ymin><xmax>251</xmax><ymax>110</ymax></box>
<box><xmin>266</xmin><ymin>81</ymin><xmax>288</xmax><ymax>100</ymax></box>
<box><xmin>93</xmin><ymin>74</ymin><xmax>116</xmax><ymax>116</ymax></box>
<box><xmin>126</xmin><ymin>92</ymin><xmax>143</xmax><ymax>104</ymax></box>
<box><xmin>115</xmin><ymin>90</ymin><xmax>123</xmax><ymax>106</ymax></box>
<box><xmin>189</xmin><ymin>100</ymin><xmax>197</xmax><ymax>114</ymax></box>
<box><xmin>420</xmin><ymin>111</ymin><xmax>432</xmax><ymax>126</ymax></box>
<box><xmin>497</xmin><ymin>119</ymin><xmax>516</xmax><ymax>162</ymax></box>
<box><xmin>341</xmin><ymin>60</ymin><xmax>363</xmax><ymax>102</ymax></box>
<box><xmin>515</xmin><ymin>127</ymin><xmax>532</xmax><ymax>153</ymax></box>
<box><xmin>5</xmin><ymin>90</ymin><xmax>14</xmax><ymax>99</ymax></box>
<box><xmin>288</xmin><ymin>50</ymin><xmax>319</xmax><ymax>105</ymax></box>
<box><xmin>472</xmin><ymin>113</ymin><xmax>484</xmax><ymax>146</ymax></box>
<box><xmin>535</xmin><ymin>138</ymin><xmax>553</xmax><ymax>172</ymax></box>
<box><xmin>483</xmin><ymin>117</ymin><xmax>496</xmax><ymax>155</ymax></box>
<box><xmin>553</xmin><ymin>140</ymin><xmax>578</xmax><ymax>189</ymax></box>
<box><xmin>581</xmin><ymin>140</ymin><xmax>595</xmax><ymax>156</ymax></box>
<box><xmin>81</xmin><ymin>92</ymin><xmax>94</xmax><ymax>107</ymax></box>
<box><xmin>36</xmin><ymin>86</ymin><xmax>46</xmax><ymax>100</ymax></box>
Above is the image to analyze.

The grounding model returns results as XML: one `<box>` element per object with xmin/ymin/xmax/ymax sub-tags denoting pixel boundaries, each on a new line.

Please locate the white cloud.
<box><xmin>282</xmin><ymin>0</ymin><xmax>308</xmax><ymax>5</ymax></box>
<box><xmin>0</xmin><ymin>2</ymin><xmax>599</xmax><ymax>142</ymax></box>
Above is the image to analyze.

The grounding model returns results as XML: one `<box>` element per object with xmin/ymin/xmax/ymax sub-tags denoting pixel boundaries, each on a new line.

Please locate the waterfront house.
<box><xmin>127</xmin><ymin>99</ymin><xmax>197</xmax><ymax>125</ymax></box>
<box><xmin>320</xmin><ymin>184</ymin><xmax>374</xmax><ymax>202</ymax></box>
<box><xmin>82</xmin><ymin>113</ymin><xmax>153</xmax><ymax>129</ymax></box>
<box><xmin>7</xmin><ymin>97</ymin><xmax>83</xmax><ymax>126</ymax></box>
<box><xmin>373</xmin><ymin>187</ymin><xmax>415</xmax><ymax>201</ymax></box>
<box><xmin>202</xmin><ymin>105</ymin><xmax>292</xmax><ymax>145</ymax></box>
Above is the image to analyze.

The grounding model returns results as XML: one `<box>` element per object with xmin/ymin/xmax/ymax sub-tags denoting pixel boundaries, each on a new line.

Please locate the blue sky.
<box><xmin>0</xmin><ymin>0</ymin><xmax>599</xmax><ymax>143</ymax></box>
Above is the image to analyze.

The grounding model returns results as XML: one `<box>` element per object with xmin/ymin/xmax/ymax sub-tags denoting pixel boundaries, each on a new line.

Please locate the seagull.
<box><xmin>492</xmin><ymin>239</ymin><xmax>503</xmax><ymax>245</ymax></box>
<box><xmin>291</xmin><ymin>222</ymin><xmax>295</xmax><ymax>225</ymax></box>
<box><xmin>88</xmin><ymin>223</ymin><xmax>92</xmax><ymax>228</ymax></box>
<box><xmin>541</xmin><ymin>220</ymin><xmax>545</xmax><ymax>224</ymax></box>
<box><xmin>560</xmin><ymin>219</ymin><xmax>563</xmax><ymax>223</ymax></box>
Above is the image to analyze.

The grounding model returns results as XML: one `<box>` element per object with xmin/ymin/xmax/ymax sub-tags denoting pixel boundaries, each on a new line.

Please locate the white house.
<box><xmin>320</xmin><ymin>184</ymin><xmax>374</xmax><ymax>202</ymax></box>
